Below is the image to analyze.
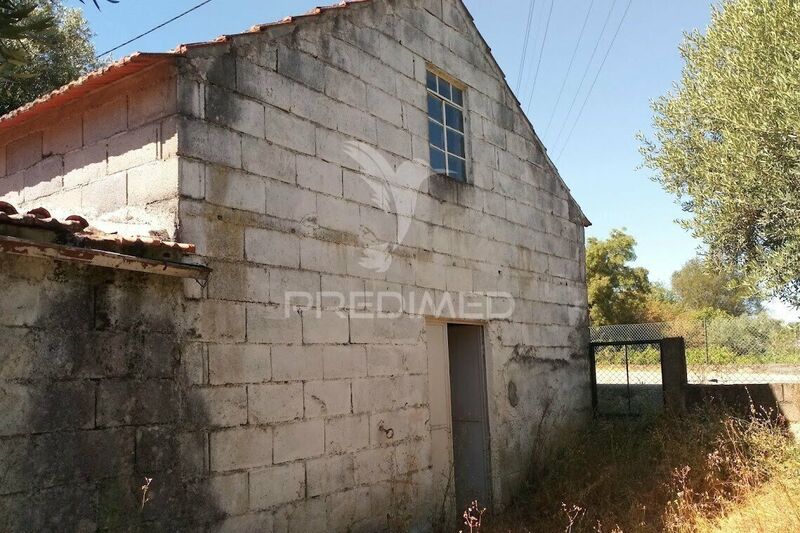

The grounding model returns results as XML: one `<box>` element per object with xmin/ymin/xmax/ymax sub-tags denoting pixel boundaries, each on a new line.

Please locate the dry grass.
<box><xmin>484</xmin><ymin>406</ymin><xmax>800</xmax><ymax>532</ymax></box>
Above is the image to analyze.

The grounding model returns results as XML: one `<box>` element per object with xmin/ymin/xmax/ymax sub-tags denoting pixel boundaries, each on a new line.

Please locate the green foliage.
<box><xmin>640</xmin><ymin>0</ymin><xmax>800</xmax><ymax>307</ymax></box>
<box><xmin>0</xmin><ymin>0</ymin><xmax>100</xmax><ymax>115</ymax></box>
<box><xmin>0</xmin><ymin>0</ymin><xmax>55</xmax><ymax>77</ymax></box>
<box><xmin>587</xmin><ymin>228</ymin><xmax>652</xmax><ymax>325</ymax></box>
<box><xmin>672</xmin><ymin>258</ymin><xmax>762</xmax><ymax>316</ymax></box>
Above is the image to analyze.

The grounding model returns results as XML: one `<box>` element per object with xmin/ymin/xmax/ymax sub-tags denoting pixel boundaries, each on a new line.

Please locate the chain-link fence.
<box><xmin>592</xmin><ymin>342</ymin><xmax>664</xmax><ymax>415</ymax></box>
<box><xmin>591</xmin><ymin>316</ymin><xmax>800</xmax><ymax>384</ymax></box>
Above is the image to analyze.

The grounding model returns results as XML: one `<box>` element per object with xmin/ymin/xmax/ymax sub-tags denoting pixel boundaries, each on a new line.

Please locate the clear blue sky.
<box><xmin>67</xmin><ymin>0</ymin><xmax>798</xmax><ymax>320</ymax></box>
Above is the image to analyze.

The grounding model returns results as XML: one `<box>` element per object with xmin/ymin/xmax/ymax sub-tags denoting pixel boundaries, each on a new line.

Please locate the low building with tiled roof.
<box><xmin>0</xmin><ymin>1</ymin><xmax>591</xmax><ymax>531</ymax></box>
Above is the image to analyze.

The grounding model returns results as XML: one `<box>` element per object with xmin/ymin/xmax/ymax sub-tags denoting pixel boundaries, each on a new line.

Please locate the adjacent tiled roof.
<box><xmin>0</xmin><ymin>1</ymin><xmax>370</xmax><ymax>130</ymax></box>
<box><xmin>0</xmin><ymin>201</ymin><xmax>195</xmax><ymax>255</ymax></box>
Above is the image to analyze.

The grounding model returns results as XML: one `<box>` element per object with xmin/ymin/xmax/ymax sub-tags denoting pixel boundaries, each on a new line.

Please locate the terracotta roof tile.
<box><xmin>0</xmin><ymin>201</ymin><xmax>195</xmax><ymax>255</ymax></box>
<box><xmin>0</xmin><ymin>1</ymin><xmax>371</xmax><ymax>129</ymax></box>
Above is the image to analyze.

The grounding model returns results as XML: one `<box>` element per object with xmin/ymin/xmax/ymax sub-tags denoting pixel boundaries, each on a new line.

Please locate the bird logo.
<box><xmin>343</xmin><ymin>141</ymin><xmax>430</xmax><ymax>272</ymax></box>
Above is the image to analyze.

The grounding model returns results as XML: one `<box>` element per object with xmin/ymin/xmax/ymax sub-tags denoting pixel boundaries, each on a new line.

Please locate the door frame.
<box><xmin>426</xmin><ymin>318</ymin><xmax>496</xmax><ymax>522</ymax></box>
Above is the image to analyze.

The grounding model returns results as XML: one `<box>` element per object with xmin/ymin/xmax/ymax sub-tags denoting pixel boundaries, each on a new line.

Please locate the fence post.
<box><xmin>661</xmin><ymin>337</ymin><xmax>688</xmax><ymax>414</ymax></box>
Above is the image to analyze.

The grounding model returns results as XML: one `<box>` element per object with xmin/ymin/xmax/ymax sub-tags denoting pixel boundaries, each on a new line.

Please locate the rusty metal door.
<box><xmin>447</xmin><ymin>324</ymin><xmax>491</xmax><ymax>513</ymax></box>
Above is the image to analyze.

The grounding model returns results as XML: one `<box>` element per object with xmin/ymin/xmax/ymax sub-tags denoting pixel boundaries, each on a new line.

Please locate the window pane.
<box><xmin>427</xmin><ymin>94</ymin><xmax>443</xmax><ymax>123</ymax></box>
<box><xmin>438</xmin><ymin>78</ymin><xmax>452</xmax><ymax>100</ymax></box>
<box><xmin>444</xmin><ymin>104</ymin><xmax>463</xmax><ymax>131</ymax></box>
<box><xmin>426</xmin><ymin>70</ymin><xmax>437</xmax><ymax>91</ymax></box>
<box><xmin>447</xmin><ymin>156</ymin><xmax>465</xmax><ymax>181</ymax></box>
<box><xmin>451</xmin><ymin>86</ymin><xmax>463</xmax><ymax>106</ymax></box>
<box><xmin>446</xmin><ymin>129</ymin><xmax>465</xmax><ymax>157</ymax></box>
<box><xmin>430</xmin><ymin>147</ymin><xmax>446</xmax><ymax>174</ymax></box>
<box><xmin>429</xmin><ymin>120</ymin><xmax>445</xmax><ymax>150</ymax></box>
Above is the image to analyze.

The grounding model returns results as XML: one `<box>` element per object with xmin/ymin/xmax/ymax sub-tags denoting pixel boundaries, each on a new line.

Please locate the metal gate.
<box><xmin>590</xmin><ymin>340</ymin><xmax>665</xmax><ymax>416</ymax></box>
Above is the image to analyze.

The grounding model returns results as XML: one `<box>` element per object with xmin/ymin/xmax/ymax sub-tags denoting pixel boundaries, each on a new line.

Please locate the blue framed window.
<box><xmin>426</xmin><ymin>70</ymin><xmax>466</xmax><ymax>182</ymax></box>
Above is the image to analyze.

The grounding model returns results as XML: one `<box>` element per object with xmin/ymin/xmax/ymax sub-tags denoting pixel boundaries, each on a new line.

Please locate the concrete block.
<box><xmin>96</xmin><ymin>380</ymin><xmax>179</xmax><ymax>427</ymax></box>
<box><xmin>349</xmin><ymin>314</ymin><xmax>424</xmax><ymax>345</ymax></box>
<box><xmin>83</xmin><ymin>96</ymin><xmax>127</xmax><ymax>145</ymax></box>
<box><xmin>179</xmin><ymin>117</ymin><xmax>242</xmax><ymax>169</ymax></box>
<box><xmin>366</xmin><ymin>86</ymin><xmax>402</xmax><ymax>127</ymax></box>
<box><xmin>248</xmin><ymin>382</ymin><xmax>303</xmax><ymax>424</ymax></box>
<box><xmin>43</xmin><ymin>114</ymin><xmax>82</xmax><ymax>155</ymax></box>
<box><xmin>265</xmin><ymin>105</ymin><xmax>315</xmax><ymax>155</ymax></box>
<box><xmin>205</xmin><ymin>165</ymin><xmax>266</xmax><ymax>213</ymax></box>
<box><xmin>375</xmin><ymin>120</ymin><xmax>412</xmax><ymax>159</ymax></box>
<box><xmin>107</xmin><ymin>124</ymin><xmax>159</xmax><ymax>174</ymax></box>
<box><xmin>325</xmin><ymin>414</ymin><xmax>370</xmax><ymax>453</ymax></box>
<box><xmin>185</xmin><ymin>386</ymin><xmax>247</xmax><ymax>427</ymax></box>
<box><xmin>210</xmin><ymin>511</ymin><xmax>274</xmax><ymax>533</ymax></box>
<box><xmin>306</xmin><ymin>454</ymin><xmax>355</xmax><ymax>497</ymax></box>
<box><xmin>334</xmin><ymin>102</ymin><xmax>377</xmax><ymax>144</ymax></box>
<box><xmin>127</xmin><ymin>159</ymin><xmax>180</xmax><ymax>206</ymax></box>
<box><xmin>352</xmin><ymin>375</ymin><xmax>427</xmax><ymax>413</ymax></box>
<box><xmin>324</xmin><ymin>66</ymin><xmax>367</xmax><ymax>108</ymax></box>
<box><xmin>322</xmin><ymin>345</ymin><xmax>367</xmax><ymax>379</ymax></box>
<box><xmin>353</xmin><ymin>446</ymin><xmax>394</xmax><ymax>484</ymax></box>
<box><xmin>290</xmin><ymin>81</ymin><xmax>337</xmax><ymax>131</ymax></box>
<box><xmin>369</xmin><ymin>407</ymin><xmax>429</xmax><ymax>446</ymax></box>
<box><xmin>210</xmin><ymin>426</ymin><xmax>272</xmax><ymax>471</ymax></box>
<box><xmin>271</xmin><ymin>345</ymin><xmax>323</xmax><ymax>381</ymax></box>
<box><xmin>304</xmin><ymin>380</ymin><xmax>352</xmax><ymax>417</ymax></box>
<box><xmin>273</xmin><ymin>419</ymin><xmax>325</xmax><ymax>463</ymax></box>
<box><xmin>20</xmin><ymin>156</ymin><xmax>63</xmax><ymax>202</ymax></box>
<box><xmin>246</xmin><ymin>304</ymin><xmax>302</xmax><ymax>344</ymax></box>
<box><xmin>236</xmin><ymin>58</ymin><xmax>292</xmax><ymax>111</ymax></box>
<box><xmin>63</xmin><ymin>142</ymin><xmax>107</xmax><ymax>188</ymax></box>
<box><xmin>0</xmin><ymin>382</ymin><xmax>94</xmax><ymax>436</ymax></box>
<box><xmin>266</xmin><ymin>179</ymin><xmax>317</xmax><ymax>221</ymax></box>
<box><xmin>299</xmin><ymin>238</ymin><xmax>348</xmax><ymax>275</ymax></box>
<box><xmin>277</xmin><ymin>45</ymin><xmax>326</xmax><ymax>92</ymax></box>
<box><xmin>296</xmin><ymin>155</ymin><xmax>342</xmax><ymax>197</ymax></box>
<box><xmin>136</xmin><ymin>427</ymin><xmax>206</xmax><ymax>475</ymax></box>
<box><xmin>209</xmin><ymin>344</ymin><xmax>271</xmax><ymax>384</ymax></box>
<box><xmin>202</xmin><ymin>472</ymin><xmax>250</xmax><ymax>517</ymax></box>
<box><xmin>205</xmin><ymin>84</ymin><xmax>265</xmax><ymax>138</ymax></box>
<box><xmin>250</xmin><ymin>462</ymin><xmax>305</xmax><ymax>510</ymax></box>
<box><xmin>242</xmin><ymin>136</ymin><xmax>296</xmax><ymax>184</ymax></box>
<box><xmin>302</xmin><ymin>310</ymin><xmax>350</xmax><ymax>344</ymax></box>
<box><xmin>245</xmin><ymin>228</ymin><xmax>300</xmax><ymax>268</ymax></box>
<box><xmin>269</xmin><ymin>267</ymin><xmax>321</xmax><ymax>306</ymax></box>
<box><xmin>179</xmin><ymin>214</ymin><xmax>244</xmax><ymax>260</ymax></box>
<box><xmin>190</xmin><ymin>299</ymin><xmax>247</xmax><ymax>342</ymax></box>
<box><xmin>366</xmin><ymin>344</ymin><xmax>427</xmax><ymax>376</ymax></box>
<box><xmin>128</xmin><ymin>71</ymin><xmax>176</xmax><ymax>128</ymax></box>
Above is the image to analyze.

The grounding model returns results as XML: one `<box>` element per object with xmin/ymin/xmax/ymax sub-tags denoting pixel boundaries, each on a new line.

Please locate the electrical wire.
<box><xmin>541</xmin><ymin>0</ymin><xmax>596</xmax><ymax>139</ymax></box>
<box><xmin>525</xmin><ymin>0</ymin><xmax>555</xmax><ymax>111</ymax></box>
<box><xmin>96</xmin><ymin>0</ymin><xmax>215</xmax><ymax>58</ymax></box>
<box><xmin>515</xmin><ymin>0</ymin><xmax>537</xmax><ymax>95</ymax></box>
<box><xmin>549</xmin><ymin>0</ymin><xmax>618</xmax><ymax>152</ymax></box>
<box><xmin>554</xmin><ymin>0</ymin><xmax>634</xmax><ymax>161</ymax></box>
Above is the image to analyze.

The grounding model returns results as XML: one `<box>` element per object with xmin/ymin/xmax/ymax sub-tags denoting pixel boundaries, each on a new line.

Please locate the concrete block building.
<box><xmin>0</xmin><ymin>1</ymin><xmax>591</xmax><ymax>530</ymax></box>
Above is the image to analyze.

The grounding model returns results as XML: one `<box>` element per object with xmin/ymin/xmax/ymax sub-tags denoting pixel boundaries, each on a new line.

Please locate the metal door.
<box><xmin>447</xmin><ymin>324</ymin><xmax>491</xmax><ymax>512</ymax></box>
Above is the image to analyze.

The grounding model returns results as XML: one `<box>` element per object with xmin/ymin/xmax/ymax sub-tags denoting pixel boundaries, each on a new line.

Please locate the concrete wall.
<box><xmin>173</xmin><ymin>0</ymin><xmax>590</xmax><ymax>529</ymax></box>
<box><xmin>0</xmin><ymin>62</ymin><xmax>180</xmax><ymax>238</ymax></box>
<box><xmin>0</xmin><ymin>254</ymin><xmax>230</xmax><ymax>531</ymax></box>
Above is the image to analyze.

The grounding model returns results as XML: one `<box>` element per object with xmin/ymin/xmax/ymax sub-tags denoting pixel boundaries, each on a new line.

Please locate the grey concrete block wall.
<box><xmin>173</xmin><ymin>0</ymin><xmax>590</xmax><ymax>529</ymax></box>
<box><xmin>0</xmin><ymin>0</ymin><xmax>591</xmax><ymax>530</ymax></box>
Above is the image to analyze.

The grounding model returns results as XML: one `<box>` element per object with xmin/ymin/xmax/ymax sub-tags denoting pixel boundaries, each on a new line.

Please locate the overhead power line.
<box><xmin>515</xmin><ymin>0</ymin><xmax>537</xmax><ymax>94</ymax></box>
<box><xmin>541</xmin><ymin>0</ymin><xmax>596</xmax><ymax>139</ymax></box>
<box><xmin>555</xmin><ymin>0</ymin><xmax>634</xmax><ymax>161</ymax></box>
<box><xmin>96</xmin><ymin>0</ymin><xmax>215</xmax><ymax>58</ymax></box>
<box><xmin>549</xmin><ymin>0</ymin><xmax>618</xmax><ymax>152</ymax></box>
<box><xmin>525</xmin><ymin>0</ymin><xmax>555</xmax><ymax>111</ymax></box>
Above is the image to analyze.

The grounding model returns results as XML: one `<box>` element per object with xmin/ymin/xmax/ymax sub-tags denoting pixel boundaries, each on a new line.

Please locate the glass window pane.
<box><xmin>438</xmin><ymin>78</ymin><xmax>452</xmax><ymax>100</ymax></box>
<box><xmin>426</xmin><ymin>70</ymin><xmax>437</xmax><ymax>91</ymax></box>
<box><xmin>429</xmin><ymin>120</ymin><xmax>445</xmax><ymax>150</ymax></box>
<box><xmin>427</xmin><ymin>94</ymin><xmax>443</xmax><ymax>123</ymax></box>
<box><xmin>430</xmin><ymin>147</ymin><xmax>446</xmax><ymax>174</ymax></box>
<box><xmin>447</xmin><ymin>156</ymin><xmax>465</xmax><ymax>181</ymax></box>
<box><xmin>446</xmin><ymin>129</ymin><xmax>465</xmax><ymax>157</ymax></box>
<box><xmin>444</xmin><ymin>104</ymin><xmax>463</xmax><ymax>131</ymax></box>
<box><xmin>451</xmin><ymin>86</ymin><xmax>463</xmax><ymax>106</ymax></box>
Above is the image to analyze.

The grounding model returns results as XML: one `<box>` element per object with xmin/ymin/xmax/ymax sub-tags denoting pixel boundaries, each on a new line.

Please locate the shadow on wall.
<box><xmin>0</xmin><ymin>255</ymin><xmax>222</xmax><ymax>531</ymax></box>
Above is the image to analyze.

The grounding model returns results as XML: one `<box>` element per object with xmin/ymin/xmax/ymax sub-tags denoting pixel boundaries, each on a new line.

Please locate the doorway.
<box><xmin>447</xmin><ymin>323</ymin><xmax>492</xmax><ymax>514</ymax></box>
